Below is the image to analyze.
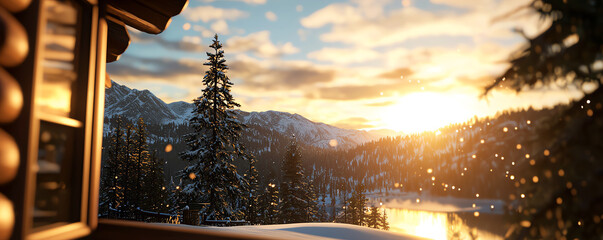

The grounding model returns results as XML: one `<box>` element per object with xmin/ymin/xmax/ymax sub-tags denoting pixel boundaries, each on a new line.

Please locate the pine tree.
<box><xmin>317</xmin><ymin>201</ymin><xmax>328</xmax><ymax>222</ymax></box>
<box><xmin>246</xmin><ymin>154</ymin><xmax>259</xmax><ymax>224</ymax></box>
<box><xmin>279</xmin><ymin>135</ymin><xmax>309</xmax><ymax>223</ymax></box>
<box><xmin>179</xmin><ymin>34</ymin><xmax>249</xmax><ymax>221</ymax></box>
<box><xmin>100</xmin><ymin>116</ymin><xmax>125</xmax><ymax>218</ymax></box>
<box><xmin>303</xmin><ymin>176</ymin><xmax>319</xmax><ymax>222</ymax></box>
<box><xmin>142</xmin><ymin>150</ymin><xmax>169</xmax><ymax>213</ymax></box>
<box><xmin>122</xmin><ymin>122</ymin><xmax>138</xmax><ymax>217</ymax></box>
<box><xmin>134</xmin><ymin>118</ymin><xmax>149</xmax><ymax>212</ymax></box>
<box><xmin>379</xmin><ymin>210</ymin><xmax>389</xmax><ymax>230</ymax></box>
<box><xmin>367</xmin><ymin>206</ymin><xmax>380</xmax><ymax>229</ymax></box>
<box><xmin>259</xmin><ymin>182</ymin><xmax>279</xmax><ymax>224</ymax></box>
<box><xmin>348</xmin><ymin>184</ymin><xmax>367</xmax><ymax>226</ymax></box>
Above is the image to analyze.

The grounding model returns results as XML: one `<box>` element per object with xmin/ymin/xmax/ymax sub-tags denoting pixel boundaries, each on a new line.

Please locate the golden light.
<box><xmin>471</xmin><ymin>154</ymin><xmax>476</xmax><ymax>159</ymax></box>
<box><xmin>427</xmin><ymin>168</ymin><xmax>433</xmax><ymax>174</ymax></box>
<box><xmin>544</xmin><ymin>149</ymin><xmax>550</xmax><ymax>156</ymax></box>
<box><xmin>328</xmin><ymin>139</ymin><xmax>338</xmax><ymax>147</ymax></box>
<box><xmin>459</xmin><ymin>137</ymin><xmax>464</xmax><ymax>142</ymax></box>
<box><xmin>387</xmin><ymin>209</ymin><xmax>447</xmax><ymax>240</ymax></box>
<box><xmin>165</xmin><ymin>144</ymin><xmax>173</xmax><ymax>153</ymax></box>
<box><xmin>474</xmin><ymin>212</ymin><xmax>480</xmax><ymax>217</ymax></box>
<box><xmin>532</xmin><ymin>176</ymin><xmax>539</xmax><ymax>183</ymax></box>
<box><xmin>516</xmin><ymin>144</ymin><xmax>522</xmax><ymax>150</ymax></box>
<box><xmin>503</xmin><ymin>127</ymin><xmax>508</xmax><ymax>132</ymax></box>
<box><xmin>431</xmin><ymin>176</ymin><xmax>436</xmax><ymax>181</ymax></box>
<box><xmin>480</xmin><ymin>139</ymin><xmax>485</xmax><ymax>144</ymax></box>
<box><xmin>189</xmin><ymin>172</ymin><xmax>196</xmax><ymax>180</ymax></box>
<box><xmin>526</xmin><ymin>120</ymin><xmax>531</xmax><ymax>124</ymax></box>
<box><xmin>380</xmin><ymin>92</ymin><xmax>477</xmax><ymax>133</ymax></box>
<box><xmin>475</xmin><ymin>193</ymin><xmax>480</xmax><ymax>198</ymax></box>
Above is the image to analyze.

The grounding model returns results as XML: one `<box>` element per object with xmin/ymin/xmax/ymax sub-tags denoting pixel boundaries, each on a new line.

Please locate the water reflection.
<box><xmin>386</xmin><ymin>208</ymin><xmax>504</xmax><ymax>240</ymax></box>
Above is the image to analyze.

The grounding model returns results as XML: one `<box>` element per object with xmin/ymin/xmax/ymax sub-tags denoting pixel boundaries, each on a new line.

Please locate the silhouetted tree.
<box><xmin>487</xmin><ymin>1</ymin><xmax>603</xmax><ymax>238</ymax></box>
<box><xmin>179</xmin><ymin>34</ymin><xmax>249</xmax><ymax>221</ymax></box>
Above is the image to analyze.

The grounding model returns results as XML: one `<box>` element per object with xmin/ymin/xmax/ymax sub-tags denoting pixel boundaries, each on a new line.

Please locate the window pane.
<box><xmin>37</xmin><ymin>0</ymin><xmax>79</xmax><ymax>118</ymax></box>
<box><xmin>33</xmin><ymin>121</ymin><xmax>82</xmax><ymax>227</ymax></box>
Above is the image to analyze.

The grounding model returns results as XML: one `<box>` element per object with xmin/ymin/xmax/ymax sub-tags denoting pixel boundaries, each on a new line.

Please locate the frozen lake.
<box><xmin>368</xmin><ymin>191</ymin><xmax>507</xmax><ymax>239</ymax></box>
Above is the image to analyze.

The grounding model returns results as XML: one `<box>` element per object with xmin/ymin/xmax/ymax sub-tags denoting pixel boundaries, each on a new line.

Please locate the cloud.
<box><xmin>300</xmin><ymin>3</ymin><xmax>362</xmax><ymax>28</ymax></box>
<box><xmin>365</xmin><ymin>101</ymin><xmax>396</xmax><ymax>107</ymax></box>
<box><xmin>229</xmin><ymin>58</ymin><xmax>336</xmax><ymax>90</ymax></box>
<box><xmin>225</xmin><ymin>31</ymin><xmax>299</xmax><ymax>58</ymax></box>
<box><xmin>300</xmin><ymin>0</ymin><xmax>392</xmax><ymax>29</ymax></box>
<box><xmin>200</xmin><ymin>0</ymin><xmax>266</xmax><ymax>4</ymax></box>
<box><xmin>107</xmin><ymin>56</ymin><xmax>205</xmax><ymax>79</ymax></box>
<box><xmin>238</xmin><ymin>0</ymin><xmax>266</xmax><ymax>4</ymax></box>
<box><xmin>183</xmin><ymin>6</ymin><xmax>249</xmax><ymax>22</ymax></box>
<box><xmin>377</xmin><ymin>67</ymin><xmax>414</xmax><ymax>79</ymax></box>
<box><xmin>303</xmin><ymin>0</ymin><xmax>543</xmax><ymax>47</ymax></box>
<box><xmin>429</xmin><ymin>0</ymin><xmax>495</xmax><ymax>9</ymax></box>
<box><xmin>307</xmin><ymin>47</ymin><xmax>380</xmax><ymax>64</ymax></box>
<box><xmin>129</xmin><ymin>30</ymin><xmax>210</xmax><ymax>52</ymax></box>
<box><xmin>265</xmin><ymin>11</ymin><xmax>277</xmax><ymax>21</ymax></box>
<box><xmin>308</xmin><ymin>82</ymin><xmax>414</xmax><ymax>101</ymax></box>
<box><xmin>332</xmin><ymin>117</ymin><xmax>375</xmax><ymax>129</ymax></box>
<box><xmin>211</xmin><ymin>20</ymin><xmax>229</xmax><ymax>34</ymax></box>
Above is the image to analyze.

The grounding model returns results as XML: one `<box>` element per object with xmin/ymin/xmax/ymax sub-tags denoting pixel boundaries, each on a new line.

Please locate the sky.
<box><xmin>107</xmin><ymin>0</ymin><xmax>586</xmax><ymax>134</ymax></box>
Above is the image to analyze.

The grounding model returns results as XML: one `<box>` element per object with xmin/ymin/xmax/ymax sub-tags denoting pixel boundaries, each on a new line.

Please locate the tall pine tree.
<box><xmin>180</xmin><ymin>34</ymin><xmax>249</xmax><ymax>221</ymax></box>
<box><xmin>100</xmin><ymin>116</ymin><xmax>125</xmax><ymax>218</ymax></box>
<box><xmin>280</xmin><ymin>135</ymin><xmax>310</xmax><ymax>223</ymax></box>
<box><xmin>367</xmin><ymin>206</ymin><xmax>380</xmax><ymax>229</ymax></box>
<box><xmin>379</xmin><ymin>210</ymin><xmax>389</xmax><ymax>231</ymax></box>
<box><xmin>348</xmin><ymin>184</ymin><xmax>367</xmax><ymax>226</ymax></box>
<box><xmin>246</xmin><ymin>154</ymin><xmax>259</xmax><ymax>224</ymax></box>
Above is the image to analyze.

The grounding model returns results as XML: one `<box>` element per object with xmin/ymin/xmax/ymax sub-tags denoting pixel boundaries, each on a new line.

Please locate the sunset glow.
<box><xmin>381</xmin><ymin>92</ymin><xmax>477</xmax><ymax>133</ymax></box>
<box><xmin>108</xmin><ymin>0</ymin><xmax>581</xmax><ymax>134</ymax></box>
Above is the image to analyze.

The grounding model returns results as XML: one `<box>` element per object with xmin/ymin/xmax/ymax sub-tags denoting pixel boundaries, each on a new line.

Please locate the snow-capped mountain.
<box><xmin>104</xmin><ymin>81</ymin><xmax>383</xmax><ymax>148</ymax></box>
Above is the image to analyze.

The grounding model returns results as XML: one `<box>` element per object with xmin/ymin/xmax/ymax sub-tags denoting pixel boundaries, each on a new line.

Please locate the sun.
<box><xmin>380</xmin><ymin>92</ymin><xmax>478</xmax><ymax>134</ymax></box>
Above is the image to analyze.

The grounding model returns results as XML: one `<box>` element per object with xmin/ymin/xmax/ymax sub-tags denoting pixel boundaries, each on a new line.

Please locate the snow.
<box><xmin>168</xmin><ymin>222</ymin><xmax>426</xmax><ymax>240</ymax></box>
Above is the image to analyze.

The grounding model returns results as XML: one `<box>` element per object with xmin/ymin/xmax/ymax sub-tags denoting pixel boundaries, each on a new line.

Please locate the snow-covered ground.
<box><xmin>171</xmin><ymin>222</ymin><xmax>427</xmax><ymax>240</ymax></box>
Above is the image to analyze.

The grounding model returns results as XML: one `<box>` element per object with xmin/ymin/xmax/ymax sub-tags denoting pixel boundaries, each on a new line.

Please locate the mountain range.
<box><xmin>104</xmin><ymin>81</ymin><xmax>388</xmax><ymax>148</ymax></box>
